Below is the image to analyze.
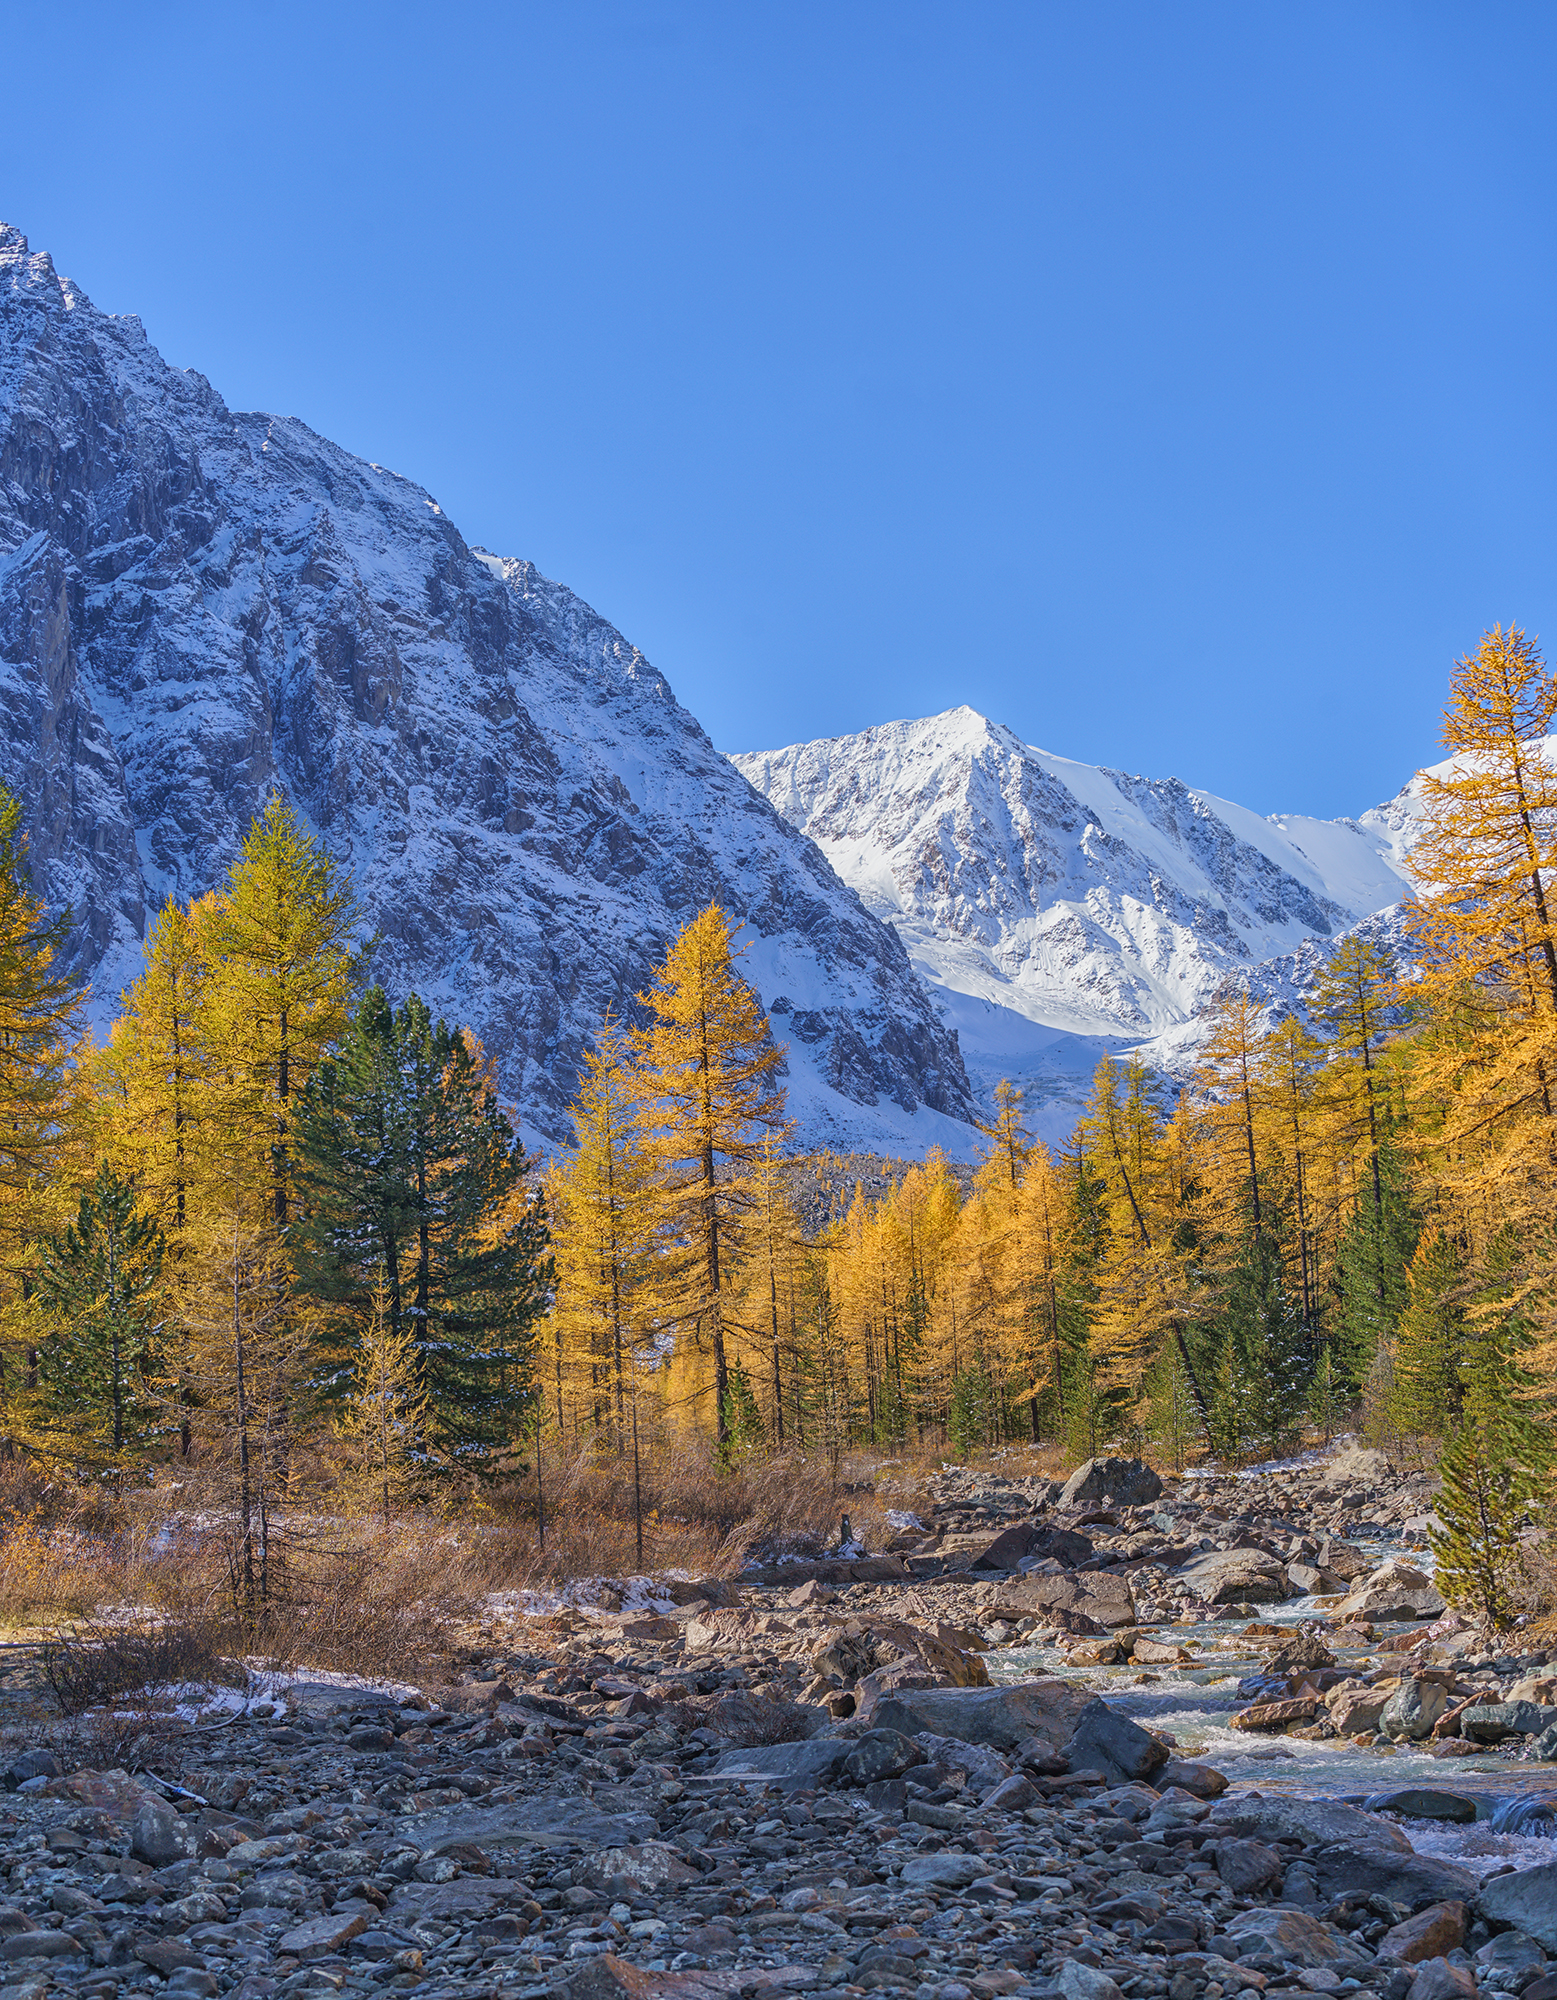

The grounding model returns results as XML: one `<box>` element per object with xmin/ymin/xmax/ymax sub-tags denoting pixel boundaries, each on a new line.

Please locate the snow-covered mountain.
<box><xmin>0</xmin><ymin>225</ymin><xmax>975</xmax><ymax>1154</ymax></box>
<box><xmin>733</xmin><ymin>709</ymin><xmax>1424</xmax><ymax>1136</ymax></box>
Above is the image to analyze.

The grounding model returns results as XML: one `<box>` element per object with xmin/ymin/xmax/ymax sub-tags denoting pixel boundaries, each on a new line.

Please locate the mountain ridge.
<box><xmin>732</xmin><ymin>705</ymin><xmax>1425</xmax><ymax>1135</ymax></box>
<box><xmin>0</xmin><ymin>224</ymin><xmax>975</xmax><ymax>1155</ymax></box>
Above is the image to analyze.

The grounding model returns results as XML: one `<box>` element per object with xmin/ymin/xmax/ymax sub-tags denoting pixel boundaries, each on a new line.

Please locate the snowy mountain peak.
<box><xmin>732</xmin><ymin>710</ymin><xmax>1418</xmax><ymax>1137</ymax></box>
<box><xmin>0</xmin><ymin>225</ymin><xmax>975</xmax><ymax>1157</ymax></box>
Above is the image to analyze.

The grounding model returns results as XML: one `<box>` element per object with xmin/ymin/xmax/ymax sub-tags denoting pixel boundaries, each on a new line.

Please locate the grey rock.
<box><xmin>1311</xmin><ymin>1842</ymin><xmax>1479</xmax><ymax>1911</ymax></box>
<box><xmin>1211</xmin><ymin>1797</ymin><xmax>1411</xmax><ymax>1851</ymax></box>
<box><xmin>1461</xmin><ymin>1701</ymin><xmax>1557</xmax><ymax>1743</ymax></box>
<box><xmin>1223</xmin><ymin>1906</ymin><xmax>1370</xmax><ymax>1968</ymax></box>
<box><xmin>130</xmin><ymin>1798</ymin><xmax>188</xmax><ymax>1865</ymax></box>
<box><xmin>1480</xmin><ymin>1865</ymin><xmax>1557</xmax><ymax>1950</ymax></box>
<box><xmin>1061</xmin><ymin>1698</ymin><xmax>1169</xmax><ymax>1786</ymax></box>
<box><xmin>0</xmin><ymin>1934</ymin><xmax>82</xmax><ymax>1961</ymax></box>
<box><xmin>869</xmin><ymin>1679</ymin><xmax>1092</xmax><ymax>1752</ymax></box>
<box><xmin>899</xmin><ymin>1852</ymin><xmax>987</xmax><ymax>1889</ymax></box>
<box><xmin>1405</xmin><ymin>1961</ymin><xmax>1476</xmax><ymax>2000</ymax></box>
<box><xmin>579</xmin><ymin>1843</ymin><xmax>698</xmax><ymax>1893</ymax></box>
<box><xmin>1216</xmin><ymin>1839</ymin><xmax>1283</xmax><ymax>1894</ymax></box>
<box><xmin>1060</xmin><ymin>1458</ymin><xmax>1164</xmax><ymax>1509</ymax></box>
<box><xmin>1333</xmin><ymin>1560</ymin><xmax>1447</xmax><ymax>1623</ymax></box>
<box><xmin>275</xmin><ymin>1908</ymin><xmax>373</xmax><ymax>1959</ymax></box>
<box><xmin>705</xmin><ymin>1739</ymin><xmax>853</xmax><ymax>1790</ymax></box>
<box><xmin>2</xmin><ymin>1751</ymin><xmax>59</xmax><ymax>1790</ymax></box>
<box><xmin>1179</xmin><ymin>1548</ymin><xmax>1291</xmax><ymax>1605</ymax></box>
<box><xmin>1475</xmin><ymin>1932</ymin><xmax>1548</xmax><ymax>1973</ymax></box>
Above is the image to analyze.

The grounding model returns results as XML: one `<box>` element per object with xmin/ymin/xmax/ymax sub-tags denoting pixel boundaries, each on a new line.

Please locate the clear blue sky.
<box><xmin>6</xmin><ymin>3</ymin><xmax>1554</xmax><ymax>818</ymax></box>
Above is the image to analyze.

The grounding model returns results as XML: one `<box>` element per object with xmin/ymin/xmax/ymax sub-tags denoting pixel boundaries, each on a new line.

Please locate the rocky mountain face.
<box><xmin>733</xmin><ymin>708</ymin><xmax>1421</xmax><ymax>1135</ymax></box>
<box><xmin>0</xmin><ymin>225</ymin><xmax>974</xmax><ymax>1152</ymax></box>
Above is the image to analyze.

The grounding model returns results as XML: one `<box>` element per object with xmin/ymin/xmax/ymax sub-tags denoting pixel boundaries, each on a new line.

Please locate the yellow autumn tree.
<box><xmin>546</xmin><ymin>1016</ymin><xmax>658</xmax><ymax>1446</ymax></box>
<box><xmin>629</xmin><ymin>905</ymin><xmax>786</xmax><ymax>1447</ymax></box>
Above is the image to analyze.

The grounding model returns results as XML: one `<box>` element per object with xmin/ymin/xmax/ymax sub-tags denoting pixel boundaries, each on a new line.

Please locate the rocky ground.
<box><xmin>1</xmin><ymin>1445</ymin><xmax>1556</xmax><ymax>2000</ymax></box>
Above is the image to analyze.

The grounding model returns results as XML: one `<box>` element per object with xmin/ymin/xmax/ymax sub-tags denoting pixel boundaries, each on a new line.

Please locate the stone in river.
<box><xmin>1157</xmin><ymin>1756</ymin><xmax>1227</xmax><ymax>1797</ymax></box>
<box><xmin>1480</xmin><ymin>1864</ymin><xmax>1557</xmax><ymax>1950</ymax></box>
<box><xmin>1381</xmin><ymin>1679</ymin><xmax>1449</xmax><ymax>1742</ymax></box>
<box><xmin>1366</xmin><ymin>1789</ymin><xmax>1476</xmax><ymax>1824</ymax></box>
<box><xmin>1062</xmin><ymin>1698</ymin><xmax>1169</xmax><ymax>1785</ymax></box>
<box><xmin>1180</xmin><ymin>1548</ymin><xmax>1291</xmax><ymax>1604</ymax></box>
<box><xmin>1333</xmin><ymin>1559</ymin><xmax>1446</xmax><ymax>1623</ymax></box>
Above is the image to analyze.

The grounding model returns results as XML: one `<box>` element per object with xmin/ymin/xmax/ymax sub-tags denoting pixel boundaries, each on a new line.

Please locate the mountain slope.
<box><xmin>733</xmin><ymin>707</ymin><xmax>1419</xmax><ymax>1133</ymax></box>
<box><xmin>0</xmin><ymin>225</ymin><xmax>974</xmax><ymax>1152</ymax></box>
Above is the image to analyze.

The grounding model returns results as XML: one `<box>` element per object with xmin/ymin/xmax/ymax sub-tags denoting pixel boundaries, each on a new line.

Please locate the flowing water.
<box><xmin>989</xmin><ymin>1542</ymin><xmax>1557</xmax><ymax>1882</ymax></box>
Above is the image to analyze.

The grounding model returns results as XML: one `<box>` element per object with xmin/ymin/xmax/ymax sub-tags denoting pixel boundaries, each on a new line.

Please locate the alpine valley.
<box><xmin>1</xmin><ymin>225</ymin><xmax>1430</xmax><ymax>1155</ymax></box>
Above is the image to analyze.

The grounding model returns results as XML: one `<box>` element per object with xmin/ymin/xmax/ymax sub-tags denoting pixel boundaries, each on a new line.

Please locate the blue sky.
<box><xmin>6</xmin><ymin>3</ymin><xmax>1554</xmax><ymax>817</ymax></box>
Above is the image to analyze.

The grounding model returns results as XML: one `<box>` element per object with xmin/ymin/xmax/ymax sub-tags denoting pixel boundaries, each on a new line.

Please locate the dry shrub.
<box><xmin>41</xmin><ymin>1617</ymin><xmax>242</xmax><ymax>1716</ymax></box>
<box><xmin>476</xmin><ymin>1434</ymin><xmax>878</xmax><ymax>1584</ymax></box>
<box><xmin>0</xmin><ymin>1517</ymin><xmax>121</xmax><ymax>1628</ymax></box>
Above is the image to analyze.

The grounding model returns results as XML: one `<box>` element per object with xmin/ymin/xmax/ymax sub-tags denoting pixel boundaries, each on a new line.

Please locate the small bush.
<box><xmin>41</xmin><ymin>1617</ymin><xmax>244</xmax><ymax>1716</ymax></box>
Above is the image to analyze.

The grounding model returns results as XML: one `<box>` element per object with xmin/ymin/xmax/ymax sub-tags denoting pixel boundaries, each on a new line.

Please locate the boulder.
<box><xmin>866</xmin><ymin>1678</ymin><xmax>1093</xmax><ymax>1752</ymax></box>
<box><xmin>1461</xmin><ymin>1701</ymin><xmax>1557</xmax><ymax>1743</ymax></box>
<box><xmin>1061</xmin><ymin>1698</ymin><xmax>1170</xmax><ymax>1785</ymax></box>
<box><xmin>1060</xmin><ymin>1457</ymin><xmax>1164</xmax><ymax>1509</ymax></box>
<box><xmin>992</xmin><ymin>1569</ymin><xmax>1136</xmax><ymax>1629</ymax></box>
<box><xmin>579</xmin><ymin>1844</ymin><xmax>699</xmax><ymax>1894</ymax></box>
<box><xmin>972</xmin><ymin>1524</ymin><xmax>1094</xmax><ymax>1571</ymax></box>
<box><xmin>1377</xmin><ymin>1903</ymin><xmax>1470</xmax><ymax>1964</ymax></box>
<box><xmin>1316</xmin><ymin>1445</ymin><xmax>1395</xmax><ymax>1490</ymax></box>
<box><xmin>397</xmin><ymin>1798</ymin><xmax>658</xmax><ymax>1857</ymax></box>
<box><xmin>704</xmin><ymin>1739</ymin><xmax>853</xmax><ymax>1791</ymax></box>
<box><xmin>1333</xmin><ymin>1559</ymin><xmax>1447</xmax><ymax>1623</ymax></box>
<box><xmin>1365</xmin><ymin>1790</ymin><xmax>1476</xmax><ymax>1823</ymax></box>
<box><xmin>1327</xmin><ymin>1683</ymin><xmax>1392</xmax><ymax>1735</ymax></box>
<box><xmin>1311</xmin><ymin>1842</ymin><xmax>1479</xmax><ymax>1911</ymax></box>
<box><xmin>1157</xmin><ymin>1757</ymin><xmax>1228</xmax><ymax>1797</ymax></box>
<box><xmin>1480</xmin><ymin>1864</ymin><xmax>1557</xmax><ymax>1950</ymax></box>
<box><xmin>1179</xmin><ymin>1548</ymin><xmax>1291</xmax><ymax>1605</ymax></box>
<box><xmin>1381</xmin><ymin>1678</ymin><xmax>1449</xmax><ymax>1742</ymax></box>
<box><xmin>1405</xmin><ymin>1962</ymin><xmax>1477</xmax><ymax>2000</ymax></box>
<box><xmin>900</xmin><ymin>1852</ymin><xmax>987</xmax><ymax>1890</ymax></box>
<box><xmin>840</xmin><ymin>1730</ymin><xmax>924</xmax><ymax>1787</ymax></box>
<box><xmin>1216</xmin><ymin>1839</ymin><xmax>1283</xmax><ymax>1894</ymax></box>
<box><xmin>1211</xmin><ymin>1797</ymin><xmax>1410</xmax><ymax>1851</ymax></box>
<box><xmin>1222</xmin><ymin>1906</ymin><xmax>1370</xmax><ymax>1968</ymax></box>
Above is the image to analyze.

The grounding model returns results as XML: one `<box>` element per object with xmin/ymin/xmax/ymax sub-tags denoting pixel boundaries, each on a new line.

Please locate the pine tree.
<box><xmin>1331</xmin><ymin>1131</ymin><xmax>1419</xmax><ymax>1389</ymax></box>
<box><xmin>293</xmin><ymin>989</ymin><xmax>552</xmax><ymax>1472</ymax></box>
<box><xmin>30</xmin><ymin>1163</ymin><xmax>166</xmax><ymax>1474</ymax></box>
<box><xmin>629</xmin><ymin>905</ymin><xmax>786</xmax><ymax>1447</ymax></box>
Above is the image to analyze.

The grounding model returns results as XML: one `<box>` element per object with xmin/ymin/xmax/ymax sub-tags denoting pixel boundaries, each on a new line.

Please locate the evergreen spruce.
<box><xmin>294</xmin><ymin>986</ymin><xmax>552</xmax><ymax>1471</ymax></box>
<box><xmin>31</xmin><ymin>1163</ymin><xmax>165</xmax><ymax>1472</ymax></box>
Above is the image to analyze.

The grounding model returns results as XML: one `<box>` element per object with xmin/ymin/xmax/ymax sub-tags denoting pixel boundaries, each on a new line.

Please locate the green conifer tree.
<box><xmin>30</xmin><ymin>1163</ymin><xmax>165</xmax><ymax>1473</ymax></box>
<box><xmin>294</xmin><ymin>987</ymin><xmax>552</xmax><ymax>1471</ymax></box>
